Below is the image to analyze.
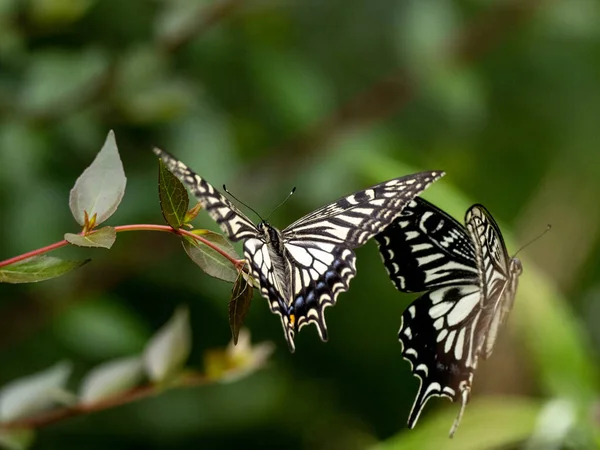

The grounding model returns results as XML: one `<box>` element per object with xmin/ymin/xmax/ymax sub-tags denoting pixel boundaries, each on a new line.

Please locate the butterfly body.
<box><xmin>154</xmin><ymin>148</ymin><xmax>444</xmax><ymax>352</ymax></box>
<box><xmin>376</xmin><ymin>198</ymin><xmax>521</xmax><ymax>436</ymax></box>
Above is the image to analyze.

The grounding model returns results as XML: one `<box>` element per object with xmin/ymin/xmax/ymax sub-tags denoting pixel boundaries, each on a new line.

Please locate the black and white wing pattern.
<box><xmin>375</xmin><ymin>198</ymin><xmax>522</xmax><ymax>437</ymax></box>
<box><xmin>465</xmin><ymin>206</ymin><xmax>523</xmax><ymax>360</ymax></box>
<box><xmin>154</xmin><ymin>148</ymin><xmax>444</xmax><ymax>352</ymax></box>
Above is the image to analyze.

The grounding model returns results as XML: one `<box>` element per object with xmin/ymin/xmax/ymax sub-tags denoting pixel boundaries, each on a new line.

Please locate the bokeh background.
<box><xmin>1</xmin><ymin>0</ymin><xmax>600</xmax><ymax>448</ymax></box>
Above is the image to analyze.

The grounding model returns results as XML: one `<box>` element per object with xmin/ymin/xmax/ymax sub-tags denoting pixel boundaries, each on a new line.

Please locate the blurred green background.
<box><xmin>1</xmin><ymin>0</ymin><xmax>600</xmax><ymax>448</ymax></box>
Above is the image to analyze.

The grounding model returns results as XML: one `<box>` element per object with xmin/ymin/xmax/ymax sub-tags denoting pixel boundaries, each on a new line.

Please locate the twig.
<box><xmin>0</xmin><ymin>224</ymin><xmax>245</xmax><ymax>270</ymax></box>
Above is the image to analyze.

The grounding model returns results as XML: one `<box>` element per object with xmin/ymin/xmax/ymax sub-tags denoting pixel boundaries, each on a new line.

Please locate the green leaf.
<box><xmin>155</xmin><ymin>0</ymin><xmax>207</xmax><ymax>47</ymax></box>
<box><xmin>69</xmin><ymin>130</ymin><xmax>127</xmax><ymax>227</ymax></box>
<box><xmin>64</xmin><ymin>226</ymin><xmax>117</xmax><ymax>249</ymax></box>
<box><xmin>157</xmin><ymin>157</ymin><xmax>189</xmax><ymax>229</ymax></box>
<box><xmin>18</xmin><ymin>48</ymin><xmax>108</xmax><ymax>116</ymax></box>
<box><xmin>0</xmin><ymin>362</ymin><xmax>72</xmax><ymax>423</ymax></box>
<box><xmin>79</xmin><ymin>356</ymin><xmax>144</xmax><ymax>405</ymax></box>
<box><xmin>371</xmin><ymin>397</ymin><xmax>541</xmax><ymax>450</ymax></box>
<box><xmin>182</xmin><ymin>231</ymin><xmax>240</xmax><ymax>283</ymax></box>
<box><xmin>0</xmin><ymin>428</ymin><xmax>35</xmax><ymax>450</ymax></box>
<box><xmin>53</xmin><ymin>297</ymin><xmax>150</xmax><ymax>360</ymax></box>
<box><xmin>27</xmin><ymin>0</ymin><xmax>96</xmax><ymax>26</ymax></box>
<box><xmin>229</xmin><ymin>273</ymin><xmax>254</xmax><ymax>345</ymax></box>
<box><xmin>143</xmin><ymin>306</ymin><xmax>191</xmax><ymax>384</ymax></box>
<box><xmin>0</xmin><ymin>255</ymin><xmax>90</xmax><ymax>284</ymax></box>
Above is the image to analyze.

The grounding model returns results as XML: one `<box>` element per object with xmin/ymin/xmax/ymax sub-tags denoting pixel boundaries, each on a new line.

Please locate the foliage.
<box><xmin>1</xmin><ymin>0</ymin><xmax>600</xmax><ymax>449</ymax></box>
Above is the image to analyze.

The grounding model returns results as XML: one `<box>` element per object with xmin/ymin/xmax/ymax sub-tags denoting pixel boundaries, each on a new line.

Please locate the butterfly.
<box><xmin>375</xmin><ymin>197</ymin><xmax>522</xmax><ymax>436</ymax></box>
<box><xmin>154</xmin><ymin>148</ymin><xmax>444</xmax><ymax>352</ymax></box>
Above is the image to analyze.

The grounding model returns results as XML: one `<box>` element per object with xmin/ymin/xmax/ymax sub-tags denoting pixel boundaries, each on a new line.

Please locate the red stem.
<box><xmin>0</xmin><ymin>225</ymin><xmax>245</xmax><ymax>271</ymax></box>
<box><xmin>0</xmin><ymin>240</ymin><xmax>70</xmax><ymax>268</ymax></box>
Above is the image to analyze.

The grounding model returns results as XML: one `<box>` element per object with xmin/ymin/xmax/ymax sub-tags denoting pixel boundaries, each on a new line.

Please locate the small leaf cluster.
<box><xmin>0</xmin><ymin>131</ymin><xmax>273</xmax><ymax>448</ymax></box>
<box><xmin>155</xmin><ymin>153</ymin><xmax>256</xmax><ymax>342</ymax></box>
<box><xmin>0</xmin><ymin>131</ymin><xmax>256</xmax><ymax>343</ymax></box>
<box><xmin>0</xmin><ymin>306</ymin><xmax>273</xmax><ymax>449</ymax></box>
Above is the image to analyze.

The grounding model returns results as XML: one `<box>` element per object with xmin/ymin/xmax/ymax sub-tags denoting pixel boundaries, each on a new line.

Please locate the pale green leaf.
<box><xmin>0</xmin><ymin>362</ymin><xmax>72</xmax><ymax>423</ymax></box>
<box><xmin>64</xmin><ymin>226</ymin><xmax>117</xmax><ymax>249</ymax></box>
<box><xmin>69</xmin><ymin>130</ymin><xmax>127</xmax><ymax>226</ymax></box>
<box><xmin>19</xmin><ymin>49</ymin><xmax>108</xmax><ymax>115</ymax></box>
<box><xmin>143</xmin><ymin>306</ymin><xmax>191</xmax><ymax>383</ymax></box>
<box><xmin>79</xmin><ymin>356</ymin><xmax>144</xmax><ymax>404</ymax></box>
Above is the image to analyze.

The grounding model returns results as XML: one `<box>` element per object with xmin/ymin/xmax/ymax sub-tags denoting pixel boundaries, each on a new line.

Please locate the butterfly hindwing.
<box><xmin>286</xmin><ymin>242</ymin><xmax>356</xmax><ymax>338</ymax></box>
<box><xmin>399</xmin><ymin>285</ymin><xmax>481</xmax><ymax>428</ymax></box>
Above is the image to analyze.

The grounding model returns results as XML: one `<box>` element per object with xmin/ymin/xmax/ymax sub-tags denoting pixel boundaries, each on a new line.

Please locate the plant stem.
<box><xmin>0</xmin><ymin>224</ymin><xmax>245</xmax><ymax>271</ymax></box>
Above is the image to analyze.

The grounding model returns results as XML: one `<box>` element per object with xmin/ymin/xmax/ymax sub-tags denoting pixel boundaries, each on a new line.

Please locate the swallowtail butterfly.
<box><xmin>154</xmin><ymin>148</ymin><xmax>444</xmax><ymax>352</ymax></box>
<box><xmin>375</xmin><ymin>198</ymin><xmax>522</xmax><ymax>436</ymax></box>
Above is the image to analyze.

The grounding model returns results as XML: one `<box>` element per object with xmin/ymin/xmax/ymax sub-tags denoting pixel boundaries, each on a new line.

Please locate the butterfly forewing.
<box><xmin>285</xmin><ymin>178</ymin><xmax>439</xmax><ymax>247</ymax></box>
<box><xmin>375</xmin><ymin>198</ymin><xmax>478</xmax><ymax>293</ymax></box>
<box><xmin>154</xmin><ymin>148</ymin><xmax>444</xmax><ymax>352</ymax></box>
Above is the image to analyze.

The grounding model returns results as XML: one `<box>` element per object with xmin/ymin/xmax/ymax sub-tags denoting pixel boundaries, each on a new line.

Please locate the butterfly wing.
<box><xmin>275</xmin><ymin>172</ymin><xmax>445</xmax><ymax>349</ymax></box>
<box><xmin>284</xmin><ymin>242</ymin><xmax>356</xmax><ymax>340</ymax></box>
<box><xmin>465</xmin><ymin>204</ymin><xmax>520</xmax><ymax>359</ymax></box>
<box><xmin>244</xmin><ymin>238</ymin><xmax>356</xmax><ymax>351</ymax></box>
<box><xmin>285</xmin><ymin>173</ymin><xmax>445</xmax><ymax>246</ymax></box>
<box><xmin>399</xmin><ymin>284</ymin><xmax>483</xmax><ymax>428</ymax></box>
<box><xmin>375</xmin><ymin>198</ymin><xmax>482</xmax><ymax>433</ymax></box>
<box><xmin>375</xmin><ymin>197</ymin><xmax>478</xmax><ymax>293</ymax></box>
<box><xmin>378</xmin><ymin>200</ymin><xmax>520</xmax><ymax>436</ymax></box>
<box><xmin>153</xmin><ymin>148</ymin><xmax>258</xmax><ymax>241</ymax></box>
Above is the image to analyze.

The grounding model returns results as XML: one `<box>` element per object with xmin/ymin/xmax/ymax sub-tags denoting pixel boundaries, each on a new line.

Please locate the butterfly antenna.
<box><xmin>513</xmin><ymin>224</ymin><xmax>552</xmax><ymax>257</ymax></box>
<box><xmin>223</xmin><ymin>185</ymin><xmax>264</xmax><ymax>222</ymax></box>
<box><xmin>265</xmin><ymin>187</ymin><xmax>296</xmax><ymax>222</ymax></box>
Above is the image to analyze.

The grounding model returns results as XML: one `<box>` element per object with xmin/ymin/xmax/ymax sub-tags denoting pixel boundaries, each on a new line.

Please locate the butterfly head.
<box><xmin>258</xmin><ymin>221</ymin><xmax>284</xmax><ymax>247</ymax></box>
<box><xmin>510</xmin><ymin>257</ymin><xmax>523</xmax><ymax>276</ymax></box>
